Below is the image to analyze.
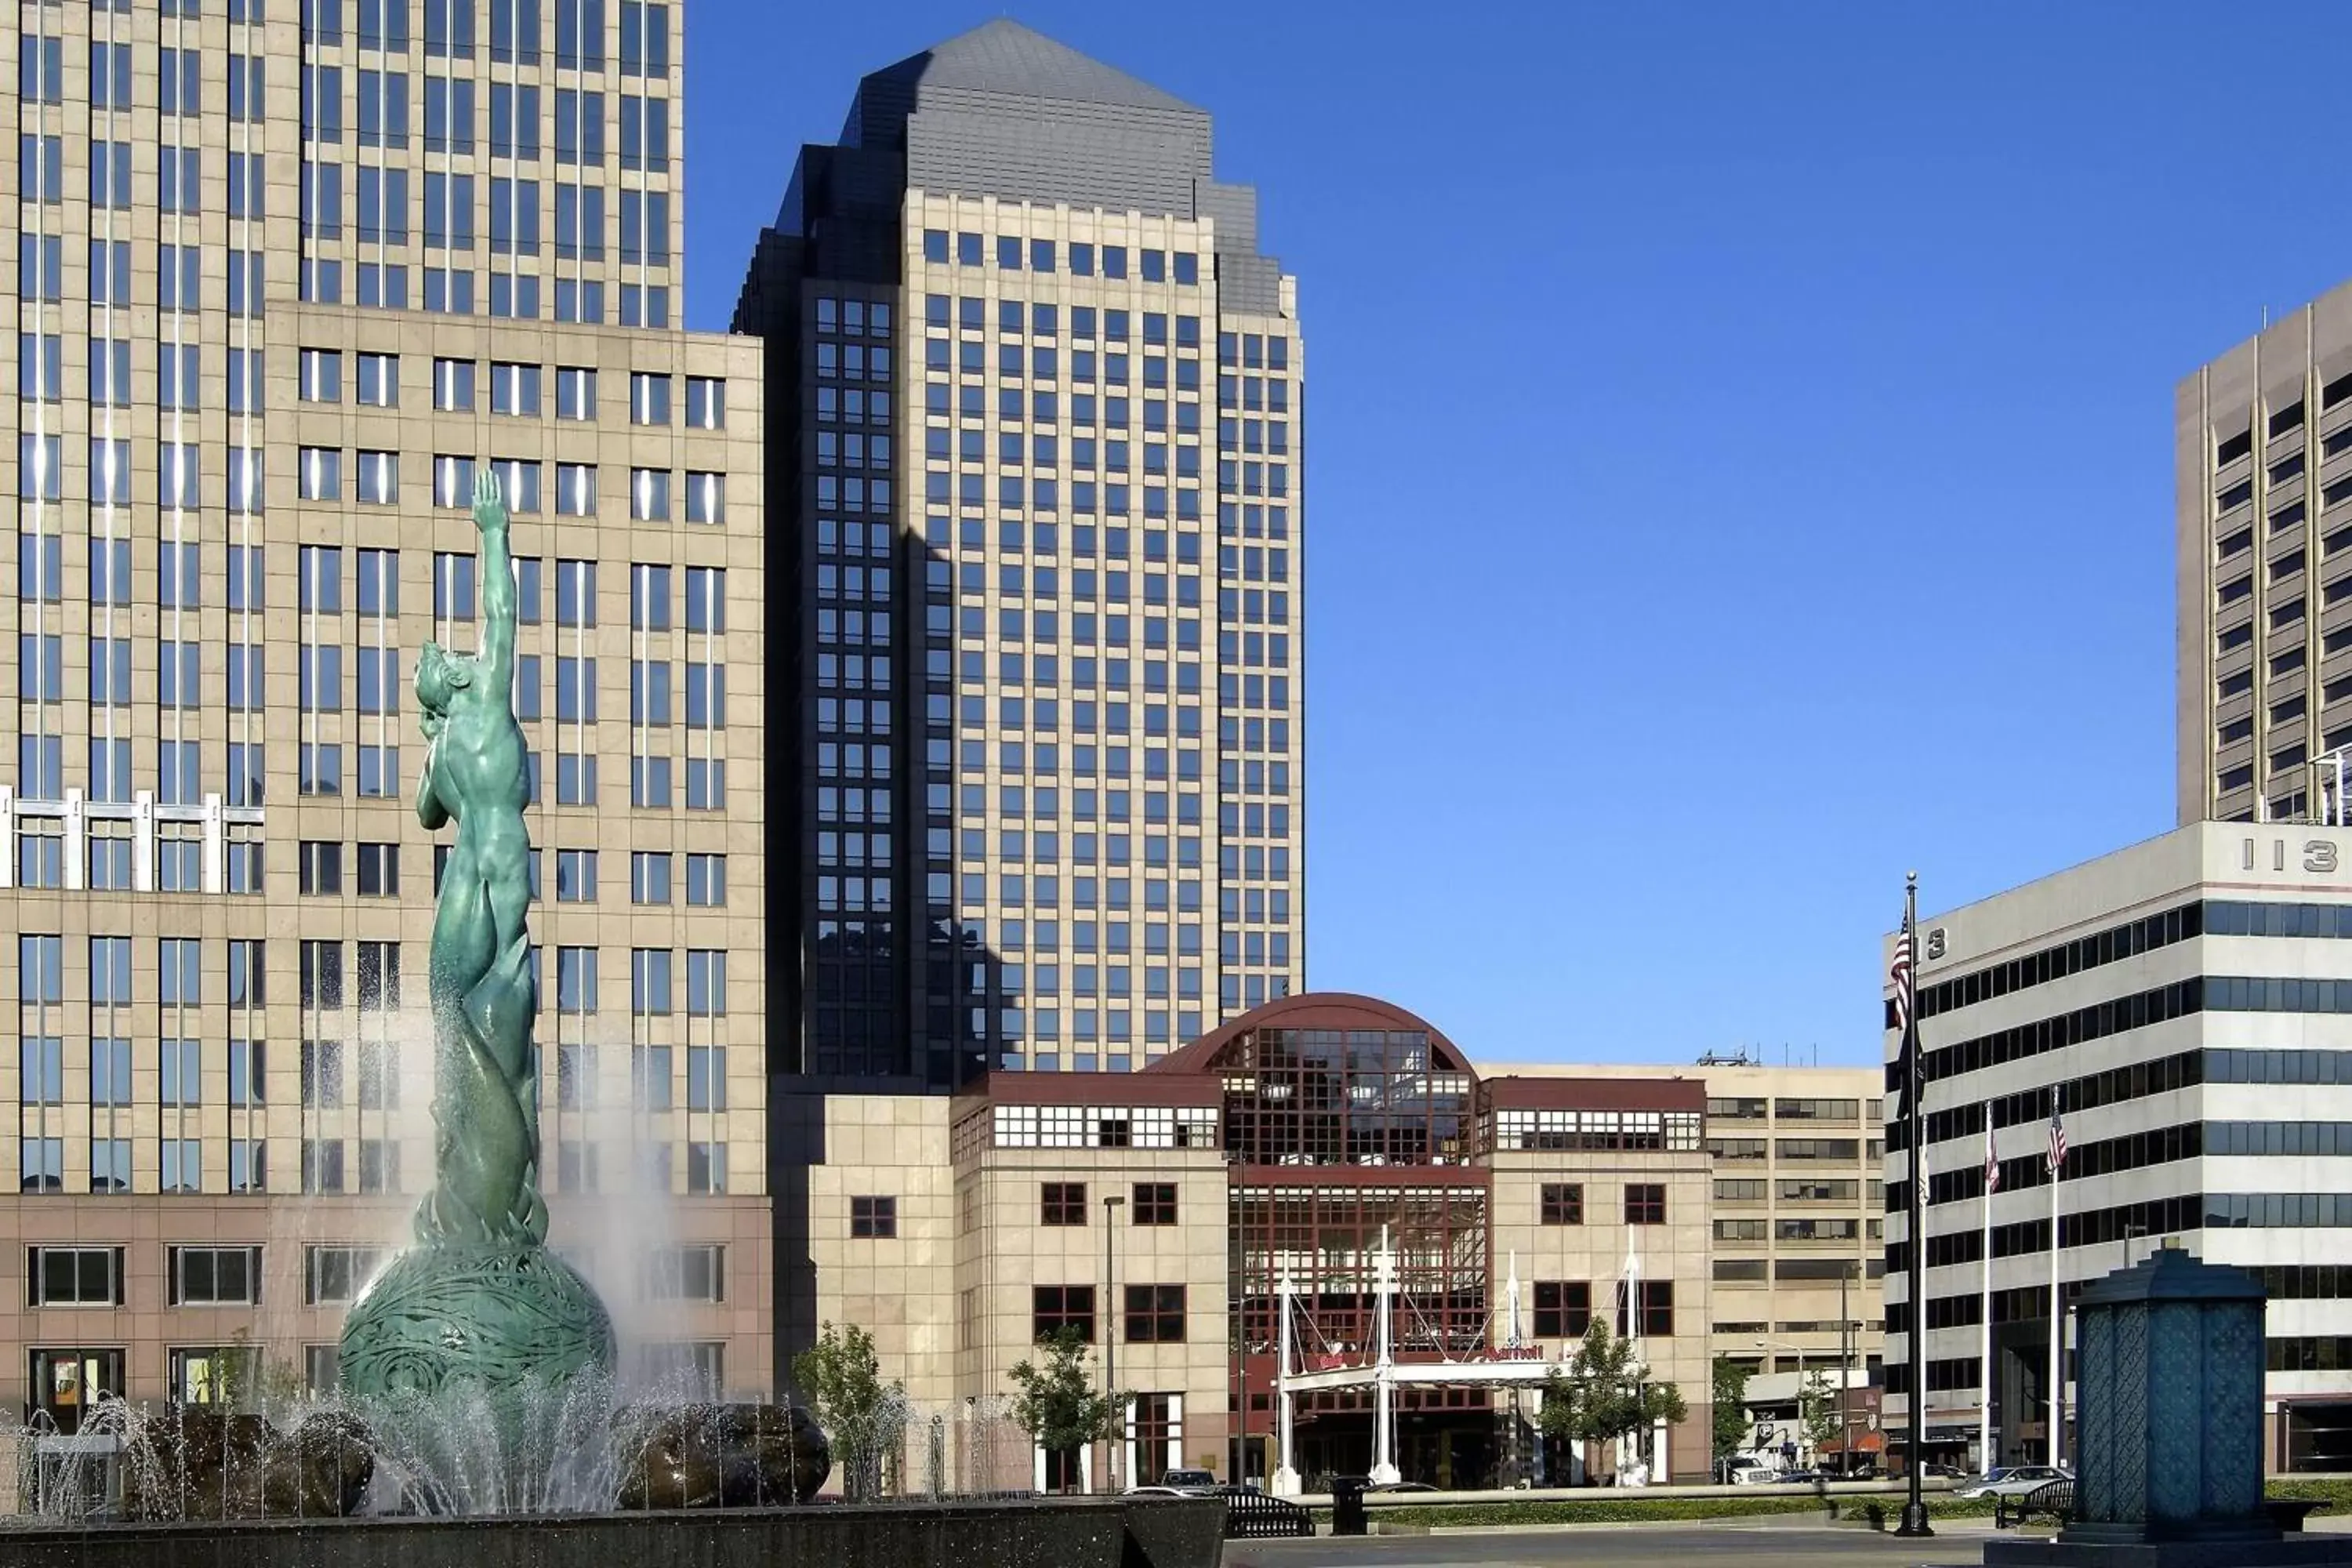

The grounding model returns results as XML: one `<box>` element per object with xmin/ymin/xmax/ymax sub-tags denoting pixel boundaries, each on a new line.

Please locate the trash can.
<box><xmin>1331</xmin><ymin>1475</ymin><xmax>1369</xmax><ymax>1537</ymax></box>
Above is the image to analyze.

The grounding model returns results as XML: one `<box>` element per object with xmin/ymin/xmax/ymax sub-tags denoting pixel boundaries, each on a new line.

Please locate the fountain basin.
<box><xmin>0</xmin><ymin>1494</ymin><xmax>1226</xmax><ymax>1568</ymax></box>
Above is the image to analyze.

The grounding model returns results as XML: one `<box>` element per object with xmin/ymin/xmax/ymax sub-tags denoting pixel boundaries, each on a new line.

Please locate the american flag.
<box><xmin>1984</xmin><ymin>1117</ymin><xmax>2000</xmax><ymax>1196</ymax></box>
<box><xmin>1889</xmin><ymin>927</ymin><xmax>1915</xmax><ymax>1036</ymax></box>
<box><xmin>1889</xmin><ymin>920</ymin><xmax>1919</xmax><ymax>1127</ymax></box>
<box><xmin>2045</xmin><ymin>1094</ymin><xmax>2067</xmax><ymax>1176</ymax></box>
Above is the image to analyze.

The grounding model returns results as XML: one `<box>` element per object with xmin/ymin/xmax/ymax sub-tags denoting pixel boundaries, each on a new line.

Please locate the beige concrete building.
<box><xmin>2</xmin><ymin>0</ymin><xmax>776</xmax><ymax>1417</ymax></box>
<box><xmin>2177</xmin><ymin>274</ymin><xmax>2352</xmax><ymax>826</ymax></box>
<box><xmin>1486</xmin><ymin>1059</ymin><xmax>1886</xmax><ymax>1388</ymax></box>
<box><xmin>800</xmin><ymin>993</ymin><xmax>1719</xmax><ymax>1494</ymax></box>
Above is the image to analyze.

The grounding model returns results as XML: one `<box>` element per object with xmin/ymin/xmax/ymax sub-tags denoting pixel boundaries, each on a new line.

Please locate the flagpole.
<box><xmin>1980</xmin><ymin>1115</ymin><xmax>1996</xmax><ymax>1475</ymax></box>
<box><xmin>2047</xmin><ymin>1084</ymin><xmax>2063</xmax><ymax>1469</ymax></box>
<box><xmin>1896</xmin><ymin>872</ymin><xmax>1933</xmax><ymax>1539</ymax></box>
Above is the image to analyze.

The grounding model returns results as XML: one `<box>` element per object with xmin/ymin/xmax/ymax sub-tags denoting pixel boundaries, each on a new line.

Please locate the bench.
<box><xmin>1995</xmin><ymin>1479</ymin><xmax>2074</xmax><ymax>1530</ymax></box>
<box><xmin>1221</xmin><ymin>1491</ymin><xmax>1315</xmax><ymax>1539</ymax></box>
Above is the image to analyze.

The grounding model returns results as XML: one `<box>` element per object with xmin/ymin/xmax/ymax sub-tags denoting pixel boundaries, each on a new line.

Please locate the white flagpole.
<box><xmin>2046</xmin><ymin>1087</ymin><xmax>2063</xmax><ymax>1469</ymax></box>
<box><xmin>1980</xmin><ymin>1116</ymin><xmax>1995</xmax><ymax>1474</ymax></box>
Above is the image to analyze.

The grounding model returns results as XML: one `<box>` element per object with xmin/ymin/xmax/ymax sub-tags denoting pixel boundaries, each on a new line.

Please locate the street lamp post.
<box><xmin>1755</xmin><ymin>1338</ymin><xmax>1807</xmax><ymax>1468</ymax></box>
<box><xmin>1104</xmin><ymin>1191</ymin><xmax>1126</xmax><ymax>1493</ymax></box>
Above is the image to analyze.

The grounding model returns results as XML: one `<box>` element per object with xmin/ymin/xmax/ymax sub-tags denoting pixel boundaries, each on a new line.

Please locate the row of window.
<box><xmin>20</xmin><ymin>1133</ymin><xmax>730</xmax><ymax>1196</ymax></box>
<box><xmin>23</xmin><ymin>1035</ymin><xmax>728</xmax><ymax>1116</ymax></box>
<box><xmin>1904</xmin><ymin>1191</ymin><xmax>2216</xmax><ymax>1274</ymax></box>
<box><xmin>1918</xmin><ymin>1264</ymin><xmax>2352</xmax><ymax>1338</ymax></box>
<box><xmin>12</xmin><ymin>738</ymin><xmax>726</xmax><ymax>818</ymax></box>
<box><xmin>924</xmin><ymin>296</ymin><xmax>1205</xmax><ymax>345</ymax></box>
<box><xmin>911</xmin><ymin>383</ymin><xmax>1297</xmax><ymax>441</ymax></box>
<box><xmin>38</xmin><ymin>0</ymin><xmax>673</xmax><ymax>71</ymax></box>
<box><xmin>1899</xmin><ymin>976</ymin><xmax>2346</xmax><ymax>1103</ymax></box>
<box><xmin>21</xmin><ymin>255</ymin><xmax>656</xmax><ymax>338</ymax></box>
<box><xmin>1029</xmin><ymin>1283</ymin><xmax>1192</xmax><ymax>1345</ymax></box>
<box><xmin>921</xmin><ymin>230</ymin><xmax>1207</xmax><ymax>289</ymax></box>
<box><xmin>1035</xmin><ymin>1181</ymin><xmax>1182</xmax><ymax>1226</ymax></box>
<box><xmin>290</xmin><ymin>843</ymin><xmax>726</xmax><ymax>906</ymax></box>
<box><xmin>1712</xmin><ymin>1258</ymin><xmax>1886</xmax><ymax>1283</ymax></box>
<box><xmin>1708</xmin><ymin>1138</ymin><xmax>1878</xmax><ymax>1163</ymax></box>
<box><xmin>1714</xmin><ymin>1178</ymin><xmax>1882</xmax><ymax>1204</ymax></box>
<box><xmin>297</xmin><ymin>349</ymin><xmax>723</xmax><ymax>426</ymax></box>
<box><xmin>38</xmin><ymin>146</ymin><xmax>676</xmax><ymax>264</ymax></box>
<box><xmin>1713</xmin><ymin>1218</ymin><xmax>1876</xmax><ymax>1243</ymax></box>
<box><xmin>1537</xmin><ymin>1183</ymin><xmax>1668</xmax><ymax>1225</ymax></box>
<box><xmin>1906</xmin><ymin>1046</ymin><xmax>2204</xmax><ymax>1161</ymax></box>
<box><xmin>24</xmin><ymin>1239</ymin><xmax>717</xmax><ymax>1312</ymax></box>
<box><xmin>1898</xmin><ymin>898</ymin><xmax>2199</xmax><ymax>1026</ymax></box>
<box><xmin>14</xmin><ymin>439</ymin><xmax>725</xmax><ymax>521</ymax></box>
<box><xmin>13</xmin><ymin>933</ymin><xmax>732</xmax><ymax>1016</ymax></box>
<box><xmin>1528</xmin><ymin>1280</ymin><xmax>1676</xmax><ymax>1340</ymax></box>
<box><xmin>1707</xmin><ymin>1097</ymin><xmax>1875</xmax><ymax>1122</ymax></box>
<box><xmin>294</xmin><ymin>78</ymin><xmax>675</xmax><ymax>169</ymax></box>
<box><xmin>19</xmin><ymin>544</ymin><xmax>720</xmax><ymax>641</ymax></box>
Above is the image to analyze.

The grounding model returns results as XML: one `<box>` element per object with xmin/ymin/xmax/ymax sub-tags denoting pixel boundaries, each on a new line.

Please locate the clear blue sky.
<box><xmin>682</xmin><ymin>2</ymin><xmax>2352</xmax><ymax>1069</ymax></box>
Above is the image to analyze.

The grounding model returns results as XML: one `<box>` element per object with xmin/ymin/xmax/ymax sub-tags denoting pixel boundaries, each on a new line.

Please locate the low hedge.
<box><xmin>1348</xmin><ymin>1482</ymin><xmax>2352</xmax><ymax>1530</ymax></box>
<box><xmin>1327</xmin><ymin>1494</ymin><xmax>2002</xmax><ymax>1527</ymax></box>
<box><xmin>2264</xmin><ymin>1478</ymin><xmax>2352</xmax><ymax>1516</ymax></box>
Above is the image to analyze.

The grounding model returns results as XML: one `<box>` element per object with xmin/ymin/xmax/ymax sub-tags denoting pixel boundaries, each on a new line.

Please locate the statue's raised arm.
<box><xmin>474</xmin><ymin>470</ymin><xmax>516</xmax><ymax>695</ymax></box>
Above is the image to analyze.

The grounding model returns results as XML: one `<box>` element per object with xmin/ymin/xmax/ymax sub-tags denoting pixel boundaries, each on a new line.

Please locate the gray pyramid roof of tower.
<box><xmin>795</xmin><ymin>18</ymin><xmax>1285</xmax><ymax>313</ymax></box>
<box><xmin>872</xmin><ymin>17</ymin><xmax>1201</xmax><ymax>114</ymax></box>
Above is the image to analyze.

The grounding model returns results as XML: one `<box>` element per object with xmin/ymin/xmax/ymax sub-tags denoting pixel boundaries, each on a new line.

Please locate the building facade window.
<box><xmin>1541</xmin><ymin>1183</ymin><xmax>1583</xmax><ymax>1225</ymax></box>
<box><xmin>1040</xmin><ymin>1181</ymin><xmax>1087</xmax><ymax>1225</ymax></box>
<box><xmin>1033</xmin><ymin>1284</ymin><xmax>1094</xmax><ymax>1342</ymax></box>
<box><xmin>1123</xmin><ymin>1283</ymin><xmax>1185</xmax><ymax>1344</ymax></box>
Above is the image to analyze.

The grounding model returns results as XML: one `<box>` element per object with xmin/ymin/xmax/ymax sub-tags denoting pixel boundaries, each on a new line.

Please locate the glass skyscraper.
<box><xmin>735</xmin><ymin>18</ymin><xmax>1307</xmax><ymax>1091</ymax></box>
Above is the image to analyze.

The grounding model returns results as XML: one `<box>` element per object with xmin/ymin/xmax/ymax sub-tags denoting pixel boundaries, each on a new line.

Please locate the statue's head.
<box><xmin>416</xmin><ymin>641</ymin><xmax>477</xmax><ymax>717</ymax></box>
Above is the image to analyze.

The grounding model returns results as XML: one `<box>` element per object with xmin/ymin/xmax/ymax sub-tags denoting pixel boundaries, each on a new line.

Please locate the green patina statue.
<box><xmin>339</xmin><ymin>474</ymin><xmax>615</xmax><ymax>1399</ymax></box>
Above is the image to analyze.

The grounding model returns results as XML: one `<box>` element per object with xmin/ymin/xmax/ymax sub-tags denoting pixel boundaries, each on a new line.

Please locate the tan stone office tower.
<box><xmin>734</xmin><ymin>20</ymin><xmax>1307</xmax><ymax>1093</ymax></box>
<box><xmin>2176</xmin><ymin>276</ymin><xmax>2352</xmax><ymax>826</ymax></box>
<box><xmin>2</xmin><ymin>0</ymin><xmax>775</xmax><ymax>1418</ymax></box>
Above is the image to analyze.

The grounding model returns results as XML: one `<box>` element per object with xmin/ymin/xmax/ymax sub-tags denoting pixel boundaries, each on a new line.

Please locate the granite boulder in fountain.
<box><xmin>118</xmin><ymin>1407</ymin><xmax>375</xmax><ymax>1521</ymax></box>
<box><xmin>615</xmin><ymin>1403</ymin><xmax>831</xmax><ymax>1508</ymax></box>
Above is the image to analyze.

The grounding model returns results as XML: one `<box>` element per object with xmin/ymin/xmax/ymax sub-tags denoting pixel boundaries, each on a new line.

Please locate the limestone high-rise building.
<box><xmin>2177</xmin><ymin>276</ymin><xmax>2352</xmax><ymax>825</ymax></box>
<box><xmin>2</xmin><ymin>0</ymin><xmax>774</xmax><ymax>1417</ymax></box>
<box><xmin>734</xmin><ymin>19</ymin><xmax>1306</xmax><ymax>1093</ymax></box>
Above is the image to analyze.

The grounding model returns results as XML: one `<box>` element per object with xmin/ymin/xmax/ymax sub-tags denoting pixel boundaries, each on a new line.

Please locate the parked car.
<box><xmin>1130</xmin><ymin>1468</ymin><xmax>1220</xmax><ymax>1497</ymax></box>
<box><xmin>1922</xmin><ymin>1462</ymin><xmax>1969</xmax><ymax>1481</ymax></box>
<box><xmin>1775</xmin><ymin>1469</ymin><xmax>1828</xmax><ymax>1486</ymax></box>
<box><xmin>1955</xmin><ymin>1465</ymin><xmax>2071</xmax><ymax>1500</ymax></box>
<box><xmin>1367</xmin><ymin>1481</ymin><xmax>1438</xmax><ymax>1494</ymax></box>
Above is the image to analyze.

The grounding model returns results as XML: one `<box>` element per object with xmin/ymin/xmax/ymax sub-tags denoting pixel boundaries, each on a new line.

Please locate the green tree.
<box><xmin>1538</xmin><ymin>1319</ymin><xmax>1688</xmax><ymax>1472</ymax></box>
<box><xmin>1798</xmin><ymin>1369</ymin><xmax>1842</xmax><ymax>1458</ymax></box>
<box><xmin>216</xmin><ymin>1328</ymin><xmax>304</xmax><ymax>1410</ymax></box>
<box><xmin>1711</xmin><ymin>1355</ymin><xmax>1753</xmax><ymax>1465</ymax></box>
<box><xmin>1007</xmin><ymin>1327</ymin><xmax>1124</xmax><ymax>1491</ymax></box>
<box><xmin>793</xmin><ymin>1321</ymin><xmax>904</xmax><ymax>1501</ymax></box>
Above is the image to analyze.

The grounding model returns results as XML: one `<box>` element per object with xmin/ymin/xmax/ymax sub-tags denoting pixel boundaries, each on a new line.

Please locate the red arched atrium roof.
<box><xmin>1144</xmin><ymin>991</ymin><xmax>1475</xmax><ymax>1078</ymax></box>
